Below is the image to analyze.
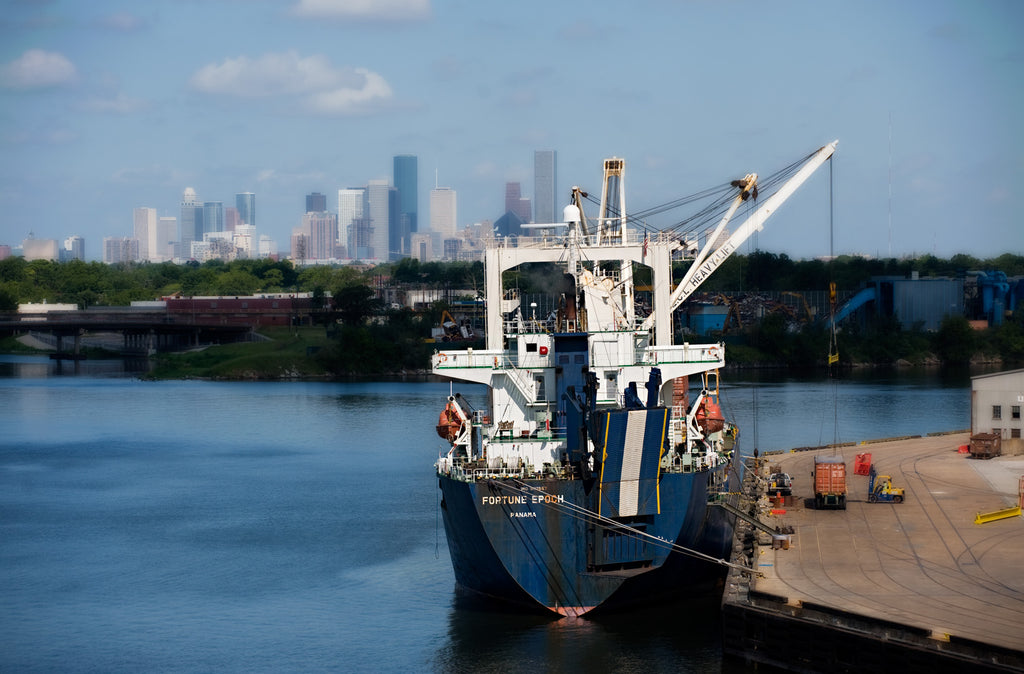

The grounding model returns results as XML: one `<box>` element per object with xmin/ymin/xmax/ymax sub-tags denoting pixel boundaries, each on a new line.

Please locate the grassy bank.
<box><xmin>145</xmin><ymin>327</ymin><xmax>334</xmax><ymax>380</ymax></box>
<box><xmin>0</xmin><ymin>335</ymin><xmax>44</xmax><ymax>354</ymax></box>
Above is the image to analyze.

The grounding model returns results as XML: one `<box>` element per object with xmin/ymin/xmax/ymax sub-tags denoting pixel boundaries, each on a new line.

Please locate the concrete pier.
<box><xmin>722</xmin><ymin>432</ymin><xmax>1024</xmax><ymax>672</ymax></box>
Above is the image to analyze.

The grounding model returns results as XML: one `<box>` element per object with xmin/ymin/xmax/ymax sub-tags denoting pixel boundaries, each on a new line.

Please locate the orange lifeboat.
<box><xmin>695</xmin><ymin>399</ymin><xmax>725</xmax><ymax>434</ymax></box>
<box><xmin>436</xmin><ymin>402</ymin><xmax>463</xmax><ymax>442</ymax></box>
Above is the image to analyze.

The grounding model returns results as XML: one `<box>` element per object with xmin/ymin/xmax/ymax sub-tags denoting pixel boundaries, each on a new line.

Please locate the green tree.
<box><xmin>213</xmin><ymin>269</ymin><xmax>261</xmax><ymax>296</ymax></box>
<box><xmin>933</xmin><ymin>315</ymin><xmax>975</xmax><ymax>365</ymax></box>
<box><xmin>333</xmin><ymin>285</ymin><xmax>380</xmax><ymax>325</ymax></box>
<box><xmin>0</xmin><ymin>285</ymin><xmax>18</xmax><ymax>311</ymax></box>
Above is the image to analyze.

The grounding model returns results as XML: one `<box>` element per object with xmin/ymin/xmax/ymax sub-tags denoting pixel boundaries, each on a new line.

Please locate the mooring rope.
<box><xmin>489</xmin><ymin>478</ymin><xmax>753</xmax><ymax>575</ymax></box>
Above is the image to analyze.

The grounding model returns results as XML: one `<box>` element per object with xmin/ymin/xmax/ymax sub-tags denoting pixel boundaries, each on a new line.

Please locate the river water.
<box><xmin>0</xmin><ymin>356</ymin><xmax>983</xmax><ymax>672</ymax></box>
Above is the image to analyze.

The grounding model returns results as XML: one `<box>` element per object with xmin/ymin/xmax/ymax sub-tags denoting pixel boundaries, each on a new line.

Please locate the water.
<box><xmin>0</xmin><ymin>356</ymin><xmax>978</xmax><ymax>672</ymax></box>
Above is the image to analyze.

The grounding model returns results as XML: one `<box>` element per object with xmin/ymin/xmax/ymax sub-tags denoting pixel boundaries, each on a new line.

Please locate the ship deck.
<box><xmin>723</xmin><ymin>432</ymin><xmax>1024</xmax><ymax>671</ymax></box>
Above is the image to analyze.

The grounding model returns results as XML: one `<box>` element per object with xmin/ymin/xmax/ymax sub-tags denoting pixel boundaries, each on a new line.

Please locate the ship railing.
<box><xmin>433</xmin><ymin>348</ymin><xmax>505</xmax><ymax>370</ymax></box>
<box><xmin>502</xmin><ymin>320</ymin><xmax>648</xmax><ymax>335</ymax></box>
<box><xmin>485</xmin><ymin>427</ymin><xmax>564</xmax><ymax>443</ymax></box>
<box><xmin>639</xmin><ymin>342</ymin><xmax>724</xmax><ymax>366</ymax></box>
<box><xmin>489</xmin><ymin>230</ymin><xmax>683</xmax><ymax>250</ymax></box>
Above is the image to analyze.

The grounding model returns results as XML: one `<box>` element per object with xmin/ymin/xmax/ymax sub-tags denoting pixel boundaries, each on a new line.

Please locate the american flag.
<box><xmin>642</xmin><ymin>232</ymin><xmax>649</xmax><ymax>257</ymax></box>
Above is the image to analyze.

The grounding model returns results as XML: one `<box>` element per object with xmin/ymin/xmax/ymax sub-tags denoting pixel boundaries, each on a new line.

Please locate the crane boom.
<box><xmin>641</xmin><ymin>140</ymin><xmax>837</xmax><ymax>332</ymax></box>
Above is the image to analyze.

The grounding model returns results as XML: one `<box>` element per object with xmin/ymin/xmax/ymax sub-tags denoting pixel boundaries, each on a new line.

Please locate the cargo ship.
<box><xmin>432</xmin><ymin>143</ymin><xmax>837</xmax><ymax>617</ymax></box>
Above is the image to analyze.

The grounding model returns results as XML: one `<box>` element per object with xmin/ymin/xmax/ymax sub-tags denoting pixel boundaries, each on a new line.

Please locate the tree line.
<box><xmin>2</xmin><ymin>252</ymin><xmax>1021</xmax><ymax>370</ymax></box>
<box><xmin>2</xmin><ymin>252</ymin><xmax>1020</xmax><ymax>310</ymax></box>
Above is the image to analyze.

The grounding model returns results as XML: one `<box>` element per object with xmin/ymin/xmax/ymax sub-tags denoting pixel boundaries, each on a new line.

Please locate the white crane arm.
<box><xmin>645</xmin><ymin>140</ymin><xmax>838</xmax><ymax>330</ymax></box>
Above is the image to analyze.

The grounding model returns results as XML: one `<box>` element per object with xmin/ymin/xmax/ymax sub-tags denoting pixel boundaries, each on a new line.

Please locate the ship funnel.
<box><xmin>563</xmin><ymin>204</ymin><xmax>581</xmax><ymax>224</ymax></box>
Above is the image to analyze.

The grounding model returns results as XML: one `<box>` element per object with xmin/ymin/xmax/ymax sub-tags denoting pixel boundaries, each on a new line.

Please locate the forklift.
<box><xmin>867</xmin><ymin>465</ymin><xmax>905</xmax><ymax>503</ymax></box>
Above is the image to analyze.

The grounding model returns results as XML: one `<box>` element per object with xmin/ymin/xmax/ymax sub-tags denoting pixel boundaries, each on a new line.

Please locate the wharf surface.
<box><xmin>722</xmin><ymin>432</ymin><xmax>1024</xmax><ymax>672</ymax></box>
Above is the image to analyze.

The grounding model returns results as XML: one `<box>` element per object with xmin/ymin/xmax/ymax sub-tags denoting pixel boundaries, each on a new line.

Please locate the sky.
<box><xmin>1</xmin><ymin>0</ymin><xmax>1022</xmax><ymax>262</ymax></box>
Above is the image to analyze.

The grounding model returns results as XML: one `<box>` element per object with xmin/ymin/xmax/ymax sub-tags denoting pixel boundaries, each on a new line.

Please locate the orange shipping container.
<box><xmin>814</xmin><ymin>457</ymin><xmax>847</xmax><ymax>496</ymax></box>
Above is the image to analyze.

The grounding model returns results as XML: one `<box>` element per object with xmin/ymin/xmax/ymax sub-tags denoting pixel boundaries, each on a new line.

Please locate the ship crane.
<box><xmin>639</xmin><ymin>140</ymin><xmax>838</xmax><ymax>336</ymax></box>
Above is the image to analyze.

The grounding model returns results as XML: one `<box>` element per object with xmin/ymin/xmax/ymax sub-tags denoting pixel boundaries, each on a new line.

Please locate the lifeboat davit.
<box><xmin>436</xmin><ymin>403</ymin><xmax>463</xmax><ymax>442</ymax></box>
<box><xmin>695</xmin><ymin>399</ymin><xmax>725</xmax><ymax>434</ymax></box>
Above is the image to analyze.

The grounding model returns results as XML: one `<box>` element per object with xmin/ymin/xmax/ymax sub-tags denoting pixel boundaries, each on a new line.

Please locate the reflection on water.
<box><xmin>434</xmin><ymin>593</ymin><xmax>723</xmax><ymax>673</ymax></box>
<box><xmin>0</xmin><ymin>356</ymin><xmax>989</xmax><ymax>672</ymax></box>
<box><xmin>0</xmin><ymin>354</ymin><xmax>151</xmax><ymax>378</ymax></box>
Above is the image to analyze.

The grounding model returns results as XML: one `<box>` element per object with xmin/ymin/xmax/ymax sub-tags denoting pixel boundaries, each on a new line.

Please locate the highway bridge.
<box><xmin>0</xmin><ymin>309</ymin><xmax>260</xmax><ymax>357</ymax></box>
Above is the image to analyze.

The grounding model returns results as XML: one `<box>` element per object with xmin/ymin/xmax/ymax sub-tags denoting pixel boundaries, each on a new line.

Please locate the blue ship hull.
<box><xmin>438</xmin><ymin>465</ymin><xmax>736</xmax><ymax>616</ymax></box>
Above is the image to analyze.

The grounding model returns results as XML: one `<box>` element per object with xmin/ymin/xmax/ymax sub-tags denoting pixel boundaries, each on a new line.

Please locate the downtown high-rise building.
<box><xmin>133</xmin><ymin>207</ymin><xmax>157</xmax><ymax>261</ymax></box>
<box><xmin>305</xmin><ymin>212</ymin><xmax>339</xmax><ymax>260</ymax></box>
<box><xmin>203</xmin><ymin>201</ymin><xmax>224</xmax><ymax>234</ymax></box>
<box><xmin>306</xmin><ymin>192</ymin><xmax>327</xmax><ymax>213</ymax></box>
<box><xmin>224</xmin><ymin>207</ymin><xmax>241</xmax><ymax>232</ymax></box>
<box><xmin>180</xmin><ymin>188</ymin><xmax>203</xmax><ymax>251</ymax></box>
<box><xmin>103</xmin><ymin>237</ymin><xmax>139</xmax><ymax>264</ymax></box>
<box><xmin>22</xmin><ymin>235</ymin><xmax>59</xmax><ymax>262</ymax></box>
<box><xmin>504</xmin><ymin>182</ymin><xmax>532</xmax><ymax>223</ymax></box>
<box><xmin>534</xmin><ymin>150</ymin><xmax>556</xmax><ymax>223</ymax></box>
<box><xmin>338</xmin><ymin>188</ymin><xmax>365</xmax><ymax>259</ymax></box>
<box><xmin>365</xmin><ymin>180</ymin><xmax>398</xmax><ymax>261</ymax></box>
<box><xmin>156</xmin><ymin>217</ymin><xmax>176</xmax><ymax>261</ymax></box>
<box><xmin>394</xmin><ymin>155</ymin><xmax>418</xmax><ymax>256</ymax></box>
<box><xmin>62</xmin><ymin>235</ymin><xmax>85</xmax><ymax>262</ymax></box>
<box><xmin>430</xmin><ymin>186</ymin><xmax>457</xmax><ymax>239</ymax></box>
<box><xmin>236</xmin><ymin>192</ymin><xmax>255</xmax><ymax>227</ymax></box>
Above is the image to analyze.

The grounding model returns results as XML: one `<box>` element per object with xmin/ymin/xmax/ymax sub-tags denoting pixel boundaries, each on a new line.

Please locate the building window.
<box><xmin>1013</xmin><ymin>405</ymin><xmax>1021</xmax><ymax>420</ymax></box>
<box><xmin>1012</xmin><ymin>429</ymin><xmax>1021</xmax><ymax>439</ymax></box>
<box><xmin>992</xmin><ymin>405</ymin><xmax>1001</xmax><ymax>420</ymax></box>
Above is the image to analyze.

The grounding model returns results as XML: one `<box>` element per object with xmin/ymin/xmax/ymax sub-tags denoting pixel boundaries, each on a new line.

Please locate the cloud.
<box><xmin>0</xmin><ymin>49</ymin><xmax>76</xmax><ymax>89</ymax></box>
<box><xmin>80</xmin><ymin>93</ymin><xmax>150</xmax><ymax>114</ymax></box>
<box><xmin>189</xmin><ymin>51</ymin><xmax>393</xmax><ymax>115</ymax></box>
<box><xmin>98</xmin><ymin>12</ymin><xmax>146</xmax><ymax>32</ymax></box>
<box><xmin>291</xmin><ymin>0</ymin><xmax>430</xmax><ymax>21</ymax></box>
<box><xmin>111</xmin><ymin>164</ymin><xmax>186</xmax><ymax>186</ymax></box>
<box><xmin>2</xmin><ymin>125</ymin><xmax>76</xmax><ymax>145</ymax></box>
<box><xmin>306</xmin><ymin>69</ymin><xmax>393</xmax><ymax>114</ymax></box>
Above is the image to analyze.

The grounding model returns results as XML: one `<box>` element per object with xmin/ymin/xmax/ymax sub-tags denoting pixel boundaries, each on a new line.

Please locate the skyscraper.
<box><xmin>534</xmin><ymin>150</ymin><xmax>556</xmax><ymax>223</ymax></box>
<box><xmin>224</xmin><ymin>207</ymin><xmax>240</xmax><ymax>232</ymax></box>
<box><xmin>306</xmin><ymin>192</ymin><xmax>327</xmax><ymax>213</ymax></box>
<box><xmin>133</xmin><ymin>207</ymin><xmax>157</xmax><ymax>261</ymax></box>
<box><xmin>504</xmin><ymin>182</ymin><xmax>532</xmax><ymax>223</ymax></box>
<box><xmin>394</xmin><ymin>155</ymin><xmax>418</xmax><ymax>255</ymax></box>
<box><xmin>338</xmin><ymin>188</ymin><xmax>365</xmax><ymax>258</ymax></box>
<box><xmin>22</xmin><ymin>235</ymin><xmax>59</xmax><ymax>262</ymax></box>
<box><xmin>157</xmin><ymin>217</ymin><xmax>177</xmax><ymax>261</ymax></box>
<box><xmin>430</xmin><ymin>186</ymin><xmax>457</xmax><ymax>239</ymax></box>
<box><xmin>103</xmin><ymin>237</ymin><xmax>139</xmax><ymax>264</ymax></box>
<box><xmin>365</xmin><ymin>180</ymin><xmax>397</xmax><ymax>261</ymax></box>
<box><xmin>301</xmin><ymin>211</ymin><xmax>339</xmax><ymax>260</ymax></box>
<box><xmin>62</xmin><ymin>235</ymin><xmax>85</xmax><ymax>262</ymax></box>
<box><xmin>180</xmin><ymin>188</ymin><xmax>203</xmax><ymax>251</ymax></box>
<box><xmin>203</xmin><ymin>201</ymin><xmax>224</xmax><ymax>234</ymax></box>
<box><xmin>236</xmin><ymin>192</ymin><xmax>255</xmax><ymax>227</ymax></box>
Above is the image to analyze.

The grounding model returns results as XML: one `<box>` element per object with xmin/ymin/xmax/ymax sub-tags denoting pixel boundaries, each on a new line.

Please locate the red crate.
<box><xmin>854</xmin><ymin>452</ymin><xmax>872</xmax><ymax>476</ymax></box>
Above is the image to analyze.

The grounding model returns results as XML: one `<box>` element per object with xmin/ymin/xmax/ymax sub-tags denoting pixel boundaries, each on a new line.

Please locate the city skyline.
<box><xmin>1</xmin><ymin>1</ymin><xmax>1021</xmax><ymax>262</ymax></box>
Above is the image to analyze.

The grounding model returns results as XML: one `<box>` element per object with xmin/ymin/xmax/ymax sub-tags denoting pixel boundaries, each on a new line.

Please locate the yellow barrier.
<box><xmin>974</xmin><ymin>506</ymin><xmax>1022</xmax><ymax>525</ymax></box>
